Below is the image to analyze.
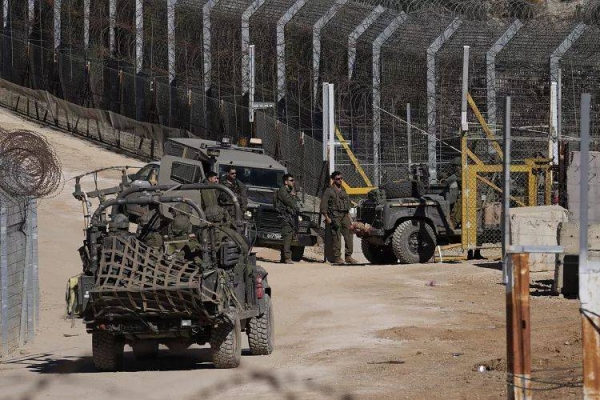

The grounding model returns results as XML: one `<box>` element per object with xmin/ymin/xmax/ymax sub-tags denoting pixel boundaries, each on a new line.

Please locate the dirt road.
<box><xmin>0</xmin><ymin>109</ymin><xmax>583</xmax><ymax>399</ymax></box>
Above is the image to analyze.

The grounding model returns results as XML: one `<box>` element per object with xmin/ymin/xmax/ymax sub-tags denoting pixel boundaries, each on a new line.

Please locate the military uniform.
<box><xmin>220</xmin><ymin>178</ymin><xmax>248</xmax><ymax>216</ymax></box>
<box><xmin>320</xmin><ymin>185</ymin><xmax>353</xmax><ymax>262</ymax></box>
<box><xmin>274</xmin><ymin>184</ymin><xmax>299</xmax><ymax>262</ymax></box>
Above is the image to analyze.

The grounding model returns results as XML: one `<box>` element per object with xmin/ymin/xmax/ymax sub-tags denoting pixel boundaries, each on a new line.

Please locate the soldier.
<box><xmin>320</xmin><ymin>171</ymin><xmax>358</xmax><ymax>264</ymax></box>
<box><xmin>206</xmin><ymin>171</ymin><xmax>219</xmax><ymax>184</ymax></box>
<box><xmin>219</xmin><ymin>166</ymin><xmax>248</xmax><ymax>216</ymax></box>
<box><xmin>274</xmin><ymin>173</ymin><xmax>299</xmax><ymax>264</ymax></box>
<box><xmin>443</xmin><ymin>157</ymin><xmax>462</xmax><ymax>229</ymax></box>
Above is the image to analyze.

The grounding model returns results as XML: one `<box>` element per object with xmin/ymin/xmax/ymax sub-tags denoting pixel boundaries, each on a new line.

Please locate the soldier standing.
<box><xmin>275</xmin><ymin>173</ymin><xmax>299</xmax><ymax>264</ymax></box>
<box><xmin>220</xmin><ymin>166</ymin><xmax>248</xmax><ymax>216</ymax></box>
<box><xmin>320</xmin><ymin>171</ymin><xmax>358</xmax><ymax>264</ymax></box>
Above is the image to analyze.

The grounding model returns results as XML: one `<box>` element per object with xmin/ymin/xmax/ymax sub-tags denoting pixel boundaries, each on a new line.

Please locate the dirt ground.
<box><xmin>0</xmin><ymin>108</ymin><xmax>584</xmax><ymax>399</ymax></box>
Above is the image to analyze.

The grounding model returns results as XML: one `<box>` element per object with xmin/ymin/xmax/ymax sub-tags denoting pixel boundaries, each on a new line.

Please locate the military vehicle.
<box><xmin>67</xmin><ymin>177</ymin><xmax>274</xmax><ymax>371</ymax></box>
<box><xmin>162</xmin><ymin>137</ymin><xmax>321</xmax><ymax>261</ymax></box>
<box><xmin>355</xmin><ymin>180</ymin><xmax>460</xmax><ymax>264</ymax></box>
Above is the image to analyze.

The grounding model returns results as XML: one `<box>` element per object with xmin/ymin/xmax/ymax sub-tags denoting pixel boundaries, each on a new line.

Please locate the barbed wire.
<box><xmin>0</xmin><ymin>129</ymin><xmax>63</xmax><ymax>198</ymax></box>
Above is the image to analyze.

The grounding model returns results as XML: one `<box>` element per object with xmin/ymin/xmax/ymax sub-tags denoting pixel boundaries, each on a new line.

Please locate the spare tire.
<box><xmin>381</xmin><ymin>181</ymin><xmax>423</xmax><ymax>199</ymax></box>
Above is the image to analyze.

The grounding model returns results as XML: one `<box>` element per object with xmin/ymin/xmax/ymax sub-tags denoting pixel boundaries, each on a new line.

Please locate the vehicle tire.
<box><xmin>392</xmin><ymin>220</ymin><xmax>436</xmax><ymax>264</ymax></box>
<box><xmin>247</xmin><ymin>294</ymin><xmax>274</xmax><ymax>355</ymax></box>
<box><xmin>291</xmin><ymin>246</ymin><xmax>305</xmax><ymax>262</ymax></box>
<box><xmin>361</xmin><ymin>240</ymin><xmax>397</xmax><ymax>265</ymax></box>
<box><xmin>132</xmin><ymin>340</ymin><xmax>159</xmax><ymax>360</ymax></box>
<box><xmin>210</xmin><ymin>312</ymin><xmax>242</xmax><ymax>369</ymax></box>
<box><xmin>92</xmin><ymin>331</ymin><xmax>124</xmax><ymax>372</ymax></box>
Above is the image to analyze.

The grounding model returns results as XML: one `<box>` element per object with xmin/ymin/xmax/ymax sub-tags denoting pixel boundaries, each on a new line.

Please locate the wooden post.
<box><xmin>506</xmin><ymin>253</ymin><xmax>532</xmax><ymax>400</ymax></box>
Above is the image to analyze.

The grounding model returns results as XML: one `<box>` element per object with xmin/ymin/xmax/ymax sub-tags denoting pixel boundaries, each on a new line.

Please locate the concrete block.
<box><xmin>567</xmin><ymin>151</ymin><xmax>600</xmax><ymax>224</ymax></box>
<box><xmin>558</xmin><ymin>222</ymin><xmax>600</xmax><ymax>254</ymax></box>
<box><xmin>509</xmin><ymin>205</ymin><xmax>569</xmax><ymax>272</ymax></box>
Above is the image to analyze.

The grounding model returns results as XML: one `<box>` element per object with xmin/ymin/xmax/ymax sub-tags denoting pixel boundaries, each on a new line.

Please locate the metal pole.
<box><xmin>486</xmin><ymin>20</ymin><xmax>523</xmax><ymax>130</ymax></box>
<box><xmin>109</xmin><ymin>0</ymin><xmax>116</xmax><ymax>55</ymax></box>
<box><xmin>427</xmin><ymin>18</ymin><xmax>462</xmax><ymax>182</ymax></box>
<box><xmin>347</xmin><ymin>5</ymin><xmax>384</xmax><ymax>80</ymax></box>
<box><xmin>578</xmin><ymin>93</ymin><xmax>600</xmax><ymax>398</ymax></box>
<box><xmin>549</xmin><ymin>81</ymin><xmax>558</xmax><ymax>163</ymax></box>
<box><xmin>372</xmin><ymin>13</ymin><xmax>407</xmax><ymax>186</ymax></box>
<box><xmin>461</xmin><ymin>46</ymin><xmax>469</xmax><ymax>132</ymax></box>
<box><xmin>312</xmin><ymin>0</ymin><xmax>347</xmax><ymax>98</ymax></box>
<box><xmin>249</xmin><ymin>44</ymin><xmax>255</xmax><ymax>123</ymax></box>
<box><xmin>0</xmin><ymin>205</ymin><xmax>8</xmax><ymax>357</ymax></box>
<box><xmin>241</xmin><ymin>0</ymin><xmax>266</xmax><ymax>95</ymax></box>
<box><xmin>502</xmin><ymin>96</ymin><xmax>511</xmax><ymax>283</ymax></box>
<box><xmin>322</xmin><ymin>82</ymin><xmax>329</xmax><ymax>162</ymax></box>
<box><xmin>83</xmin><ymin>0</ymin><xmax>90</xmax><ymax>52</ymax></box>
<box><xmin>328</xmin><ymin>83</ymin><xmax>335</xmax><ymax>175</ymax></box>
<box><xmin>277</xmin><ymin>0</ymin><xmax>307</xmax><ymax>104</ymax></box>
<box><xmin>407</xmin><ymin>103</ymin><xmax>412</xmax><ymax>166</ymax></box>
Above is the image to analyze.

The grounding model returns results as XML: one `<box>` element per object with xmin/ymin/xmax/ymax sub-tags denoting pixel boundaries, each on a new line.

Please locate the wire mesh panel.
<box><xmin>0</xmin><ymin>193</ymin><xmax>38</xmax><ymax>358</ymax></box>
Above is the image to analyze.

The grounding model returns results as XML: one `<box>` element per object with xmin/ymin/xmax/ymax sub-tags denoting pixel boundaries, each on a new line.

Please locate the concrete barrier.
<box><xmin>509</xmin><ymin>205</ymin><xmax>569</xmax><ymax>272</ymax></box>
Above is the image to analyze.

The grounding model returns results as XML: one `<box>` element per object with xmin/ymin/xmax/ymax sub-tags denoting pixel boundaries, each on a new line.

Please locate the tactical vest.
<box><xmin>328</xmin><ymin>187</ymin><xmax>350</xmax><ymax>213</ymax></box>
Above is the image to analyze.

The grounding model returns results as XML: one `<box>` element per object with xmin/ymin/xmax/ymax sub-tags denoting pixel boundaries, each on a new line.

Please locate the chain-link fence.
<box><xmin>2</xmin><ymin>1</ymin><xmax>600</xmax><ymax>194</ymax></box>
<box><xmin>0</xmin><ymin>193</ymin><xmax>38</xmax><ymax>358</ymax></box>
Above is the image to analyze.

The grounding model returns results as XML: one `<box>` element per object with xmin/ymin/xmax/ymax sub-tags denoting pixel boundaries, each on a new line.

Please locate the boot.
<box><xmin>282</xmin><ymin>258</ymin><xmax>293</xmax><ymax>264</ymax></box>
<box><xmin>332</xmin><ymin>257</ymin><xmax>345</xmax><ymax>264</ymax></box>
<box><xmin>345</xmin><ymin>256</ymin><xmax>359</xmax><ymax>265</ymax></box>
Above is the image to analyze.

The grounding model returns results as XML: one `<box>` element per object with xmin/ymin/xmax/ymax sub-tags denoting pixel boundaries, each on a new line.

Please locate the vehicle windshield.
<box><xmin>219</xmin><ymin>165</ymin><xmax>284</xmax><ymax>189</ymax></box>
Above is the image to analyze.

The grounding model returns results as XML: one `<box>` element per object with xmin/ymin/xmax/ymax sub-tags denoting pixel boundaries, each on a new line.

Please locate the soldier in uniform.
<box><xmin>274</xmin><ymin>173</ymin><xmax>299</xmax><ymax>264</ymax></box>
<box><xmin>443</xmin><ymin>157</ymin><xmax>462</xmax><ymax>229</ymax></box>
<box><xmin>219</xmin><ymin>166</ymin><xmax>248</xmax><ymax>217</ymax></box>
<box><xmin>320</xmin><ymin>171</ymin><xmax>358</xmax><ymax>264</ymax></box>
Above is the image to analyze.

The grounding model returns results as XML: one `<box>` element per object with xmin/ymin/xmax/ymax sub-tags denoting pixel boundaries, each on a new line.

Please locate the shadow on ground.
<box><xmin>3</xmin><ymin>347</ymin><xmax>260</xmax><ymax>374</ymax></box>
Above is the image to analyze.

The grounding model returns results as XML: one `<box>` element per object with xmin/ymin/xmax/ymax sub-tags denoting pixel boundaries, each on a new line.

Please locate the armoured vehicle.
<box><xmin>355</xmin><ymin>180</ymin><xmax>461</xmax><ymax>264</ymax></box>
<box><xmin>163</xmin><ymin>137</ymin><xmax>321</xmax><ymax>261</ymax></box>
<box><xmin>67</xmin><ymin>176</ymin><xmax>274</xmax><ymax>371</ymax></box>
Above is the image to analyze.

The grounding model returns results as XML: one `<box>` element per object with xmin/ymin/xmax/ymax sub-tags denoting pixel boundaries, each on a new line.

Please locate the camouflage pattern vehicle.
<box><xmin>67</xmin><ymin>177</ymin><xmax>274</xmax><ymax>371</ymax></box>
<box><xmin>163</xmin><ymin>137</ymin><xmax>321</xmax><ymax>261</ymax></box>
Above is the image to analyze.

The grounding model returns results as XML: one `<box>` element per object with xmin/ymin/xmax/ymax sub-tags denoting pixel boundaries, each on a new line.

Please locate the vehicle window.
<box><xmin>218</xmin><ymin>165</ymin><xmax>284</xmax><ymax>189</ymax></box>
<box><xmin>171</xmin><ymin>161</ymin><xmax>203</xmax><ymax>184</ymax></box>
<box><xmin>134</xmin><ymin>164</ymin><xmax>155</xmax><ymax>181</ymax></box>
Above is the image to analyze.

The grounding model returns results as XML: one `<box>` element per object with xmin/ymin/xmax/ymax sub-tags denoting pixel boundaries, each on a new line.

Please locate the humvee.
<box><xmin>67</xmin><ymin>179</ymin><xmax>274</xmax><ymax>371</ymax></box>
<box><xmin>162</xmin><ymin>137</ymin><xmax>321</xmax><ymax>261</ymax></box>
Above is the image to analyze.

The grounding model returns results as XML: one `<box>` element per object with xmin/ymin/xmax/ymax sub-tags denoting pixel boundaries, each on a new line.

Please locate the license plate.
<box><xmin>264</xmin><ymin>232</ymin><xmax>282</xmax><ymax>240</ymax></box>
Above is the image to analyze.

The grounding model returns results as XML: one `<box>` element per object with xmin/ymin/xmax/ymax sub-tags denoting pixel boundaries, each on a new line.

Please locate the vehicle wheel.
<box><xmin>132</xmin><ymin>340</ymin><xmax>159</xmax><ymax>360</ymax></box>
<box><xmin>361</xmin><ymin>240</ymin><xmax>397</xmax><ymax>265</ymax></box>
<box><xmin>92</xmin><ymin>331</ymin><xmax>124</xmax><ymax>372</ymax></box>
<box><xmin>291</xmin><ymin>246</ymin><xmax>305</xmax><ymax>262</ymax></box>
<box><xmin>247</xmin><ymin>294</ymin><xmax>274</xmax><ymax>355</ymax></box>
<box><xmin>392</xmin><ymin>220</ymin><xmax>436</xmax><ymax>264</ymax></box>
<box><xmin>210</xmin><ymin>312</ymin><xmax>242</xmax><ymax>369</ymax></box>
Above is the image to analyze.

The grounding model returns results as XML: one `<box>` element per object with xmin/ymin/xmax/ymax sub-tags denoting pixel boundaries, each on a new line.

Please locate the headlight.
<box><xmin>244</xmin><ymin>210</ymin><xmax>253</xmax><ymax>219</ymax></box>
<box><xmin>298</xmin><ymin>215</ymin><xmax>303</xmax><ymax>222</ymax></box>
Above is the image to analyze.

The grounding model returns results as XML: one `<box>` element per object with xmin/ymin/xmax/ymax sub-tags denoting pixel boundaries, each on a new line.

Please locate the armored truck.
<box><xmin>162</xmin><ymin>137</ymin><xmax>321</xmax><ymax>261</ymax></box>
<box><xmin>67</xmin><ymin>179</ymin><xmax>274</xmax><ymax>371</ymax></box>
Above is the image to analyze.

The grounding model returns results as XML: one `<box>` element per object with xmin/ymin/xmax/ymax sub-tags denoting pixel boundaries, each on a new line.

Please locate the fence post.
<box><xmin>502</xmin><ymin>96</ymin><xmax>511</xmax><ymax>283</ymax></box>
<box><xmin>19</xmin><ymin>203</ymin><xmax>31</xmax><ymax>346</ymax></box>
<box><xmin>31</xmin><ymin>199</ymin><xmax>38</xmax><ymax>328</ymax></box>
<box><xmin>372</xmin><ymin>13</ymin><xmax>407</xmax><ymax>186</ymax></box>
<box><xmin>426</xmin><ymin>18</ymin><xmax>462</xmax><ymax>182</ymax></box>
<box><xmin>0</xmin><ymin>203</ymin><xmax>8</xmax><ymax>358</ymax></box>
<box><xmin>486</xmin><ymin>20</ymin><xmax>523</xmax><ymax>130</ymax></box>
<box><xmin>406</xmin><ymin>103</ymin><xmax>411</xmax><ymax>166</ymax></box>
<box><xmin>578</xmin><ymin>93</ymin><xmax>600</xmax><ymax>398</ymax></box>
<box><xmin>506</xmin><ymin>252</ymin><xmax>532</xmax><ymax>400</ymax></box>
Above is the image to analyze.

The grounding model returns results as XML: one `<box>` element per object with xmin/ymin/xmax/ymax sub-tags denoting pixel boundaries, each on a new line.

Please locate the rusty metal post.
<box><xmin>578</xmin><ymin>92</ymin><xmax>600</xmax><ymax>398</ymax></box>
<box><xmin>506</xmin><ymin>252</ymin><xmax>532</xmax><ymax>400</ymax></box>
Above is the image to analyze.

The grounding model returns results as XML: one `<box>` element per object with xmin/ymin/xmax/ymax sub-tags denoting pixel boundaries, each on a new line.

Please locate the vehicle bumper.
<box><xmin>255</xmin><ymin>231</ymin><xmax>318</xmax><ymax>247</ymax></box>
